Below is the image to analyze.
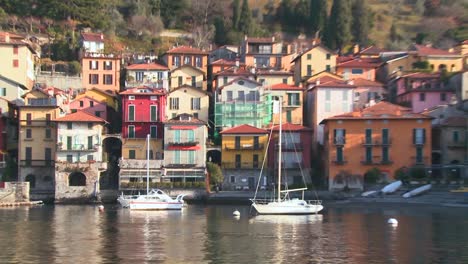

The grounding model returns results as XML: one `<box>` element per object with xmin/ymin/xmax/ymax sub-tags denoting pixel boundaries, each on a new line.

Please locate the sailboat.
<box><xmin>117</xmin><ymin>134</ymin><xmax>185</xmax><ymax>210</ymax></box>
<box><xmin>250</xmin><ymin>98</ymin><xmax>323</xmax><ymax>215</ymax></box>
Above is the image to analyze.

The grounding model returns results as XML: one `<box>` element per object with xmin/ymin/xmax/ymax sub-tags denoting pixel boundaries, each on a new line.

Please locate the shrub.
<box><xmin>395</xmin><ymin>167</ymin><xmax>410</xmax><ymax>183</ymax></box>
<box><xmin>364</xmin><ymin>168</ymin><xmax>381</xmax><ymax>184</ymax></box>
<box><xmin>410</xmin><ymin>167</ymin><xmax>426</xmax><ymax>180</ymax></box>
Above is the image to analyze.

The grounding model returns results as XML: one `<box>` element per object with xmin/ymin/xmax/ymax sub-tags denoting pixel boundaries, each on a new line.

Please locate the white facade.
<box><xmin>307</xmin><ymin>86</ymin><xmax>355</xmax><ymax>144</ymax></box>
<box><xmin>126</xmin><ymin>69</ymin><xmax>169</xmax><ymax>89</ymax></box>
<box><xmin>56</xmin><ymin>122</ymin><xmax>104</xmax><ymax>162</ymax></box>
<box><xmin>83</xmin><ymin>40</ymin><xmax>104</xmax><ymax>53</ymax></box>
<box><xmin>218</xmin><ymin>78</ymin><xmax>263</xmax><ymax>102</ymax></box>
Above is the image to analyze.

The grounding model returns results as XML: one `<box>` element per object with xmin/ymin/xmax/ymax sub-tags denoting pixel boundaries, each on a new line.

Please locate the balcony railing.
<box><xmin>274</xmin><ymin>162</ymin><xmax>305</xmax><ymax>169</ymax></box>
<box><xmin>164</xmin><ymin>163</ymin><xmax>198</xmax><ymax>168</ymax></box>
<box><xmin>411</xmin><ymin>156</ymin><xmax>429</xmax><ymax>166</ymax></box>
<box><xmin>413</xmin><ymin>139</ymin><xmax>425</xmax><ymax>146</ymax></box>
<box><xmin>275</xmin><ymin>143</ymin><xmax>303</xmax><ymax>151</ymax></box>
<box><xmin>119</xmin><ymin>159</ymin><xmax>163</xmax><ymax>169</ymax></box>
<box><xmin>361</xmin><ymin>138</ymin><xmax>392</xmax><ymax>146</ymax></box>
<box><xmin>225</xmin><ymin>144</ymin><xmax>264</xmax><ymax>150</ymax></box>
<box><xmin>332</xmin><ymin>159</ymin><xmax>347</xmax><ymax>165</ymax></box>
<box><xmin>57</xmin><ymin>143</ymin><xmax>99</xmax><ymax>152</ymax></box>
<box><xmin>221</xmin><ymin>162</ymin><xmax>261</xmax><ymax>169</ymax></box>
<box><xmin>446</xmin><ymin>141</ymin><xmax>466</xmax><ymax>148</ymax></box>
<box><xmin>167</xmin><ymin>138</ymin><xmax>200</xmax><ymax>147</ymax></box>
<box><xmin>333</xmin><ymin>137</ymin><xmax>346</xmax><ymax>145</ymax></box>
<box><xmin>20</xmin><ymin>160</ymin><xmax>55</xmax><ymax>167</ymax></box>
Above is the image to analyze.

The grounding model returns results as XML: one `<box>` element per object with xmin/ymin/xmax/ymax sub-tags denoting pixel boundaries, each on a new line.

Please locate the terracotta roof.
<box><xmin>321</xmin><ymin>102</ymin><xmax>431</xmax><ymax>123</ymax></box>
<box><xmin>210</xmin><ymin>59</ymin><xmax>242</xmax><ymax>66</ymax></box>
<box><xmin>164</xmin><ymin>113</ymin><xmax>205</xmax><ymax>125</ymax></box>
<box><xmin>126</xmin><ymin>62</ymin><xmax>168</xmax><ymax>71</ymax></box>
<box><xmin>269</xmin><ymin>83</ymin><xmax>302</xmax><ymax>90</ymax></box>
<box><xmin>412</xmin><ymin>44</ymin><xmax>458</xmax><ymax>56</ymax></box>
<box><xmin>245</xmin><ymin>37</ymin><xmax>275</xmax><ymax>44</ymax></box>
<box><xmin>170</xmin><ymin>64</ymin><xmax>205</xmax><ymax>75</ymax></box>
<box><xmin>291</xmin><ymin>44</ymin><xmax>336</xmax><ymax>63</ymax></box>
<box><xmin>401</xmin><ymin>72</ymin><xmax>440</xmax><ymax>79</ymax></box>
<box><xmin>337</xmin><ymin>57</ymin><xmax>382</xmax><ymax>68</ymax></box>
<box><xmin>215</xmin><ymin>67</ymin><xmax>254</xmax><ymax>77</ymax></box>
<box><xmin>165</xmin><ymin>45</ymin><xmax>208</xmax><ymax>55</ymax></box>
<box><xmin>441</xmin><ymin>116</ymin><xmax>467</xmax><ymax>126</ymax></box>
<box><xmin>358</xmin><ymin>46</ymin><xmax>385</xmax><ymax>55</ymax></box>
<box><xmin>352</xmin><ymin>78</ymin><xmax>384</xmax><ymax>87</ymax></box>
<box><xmin>307</xmin><ymin>74</ymin><xmax>355</xmax><ymax>88</ymax></box>
<box><xmin>270</xmin><ymin>123</ymin><xmax>311</xmax><ymax>131</ymax></box>
<box><xmin>220</xmin><ymin>124</ymin><xmax>268</xmax><ymax>134</ymax></box>
<box><xmin>54</xmin><ymin>110</ymin><xmax>107</xmax><ymax>123</ymax></box>
<box><xmin>119</xmin><ymin>87</ymin><xmax>166</xmax><ymax>95</ymax></box>
<box><xmin>81</xmin><ymin>32</ymin><xmax>104</xmax><ymax>42</ymax></box>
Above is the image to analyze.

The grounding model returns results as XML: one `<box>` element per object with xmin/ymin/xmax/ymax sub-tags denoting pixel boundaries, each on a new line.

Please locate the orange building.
<box><xmin>81</xmin><ymin>53</ymin><xmax>121</xmax><ymax>91</ymax></box>
<box><xmin>161</xmin><ymin>46</ymin><xmax>209</xmax><ymax>75</ymax></box>
<box><xmin>321</xmin><ymin>102</ymin><xmax>432</xmax><ymax>190</ymax></box>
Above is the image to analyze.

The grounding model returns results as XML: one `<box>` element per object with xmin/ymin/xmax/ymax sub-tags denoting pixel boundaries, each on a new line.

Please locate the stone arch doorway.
<box><xmin>69</xmin><ymin>172</ymin><xmax>86</xmax><ymax>186</ymax></box>
<box><xmin>101</xmin><ymin>136</ymin><xmax>122</xmax><ymax>189</ymax></box>
<box><xmin>207</xmin><ymin>150</ymin><xmax>221</xmax><ymax>165</ymax></box>
<box><xmin>25</xmin><ymin>174</ymin><xmax>36</xmax><ymax>188</ymax></box>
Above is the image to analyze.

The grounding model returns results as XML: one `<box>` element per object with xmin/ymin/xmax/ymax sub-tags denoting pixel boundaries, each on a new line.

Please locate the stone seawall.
<box><xmin>0</xmin><ymin>182</ymin><xmax>30</xmax><ymax>204</ymax></box>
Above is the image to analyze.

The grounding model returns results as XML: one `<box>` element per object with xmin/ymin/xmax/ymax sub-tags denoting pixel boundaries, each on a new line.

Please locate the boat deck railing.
<box><xmin>250</xmin><ymin>198</ymin><xmax>322</xmax><ymax>205</ymax></box>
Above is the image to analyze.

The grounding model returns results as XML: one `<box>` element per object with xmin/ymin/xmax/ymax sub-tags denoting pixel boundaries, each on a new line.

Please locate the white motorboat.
<box><xmin>381</xmin><ymin>180</ymin><xmax>402</xmax><ymax>194</ymax></box>
<box><xmin>402</xmin><ymin>184</ymin><xmax>432</xmax><ymax>198</ymax></box>
<box><xmin>250</xmin><ymin>98</ymin><xmax>323</xmax><ymax>215</ymax></box>
<box><xmin>117</xmin><ymin>135</ymin><xmax>185</xmax><ymax>210</ymax></box>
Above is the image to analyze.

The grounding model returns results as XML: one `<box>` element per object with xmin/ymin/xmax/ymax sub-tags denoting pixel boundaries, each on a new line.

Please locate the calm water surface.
<box><xmin>1</xmin><ymin>203</ymin><xmax>468</xmax><ymax>264</ymax></box>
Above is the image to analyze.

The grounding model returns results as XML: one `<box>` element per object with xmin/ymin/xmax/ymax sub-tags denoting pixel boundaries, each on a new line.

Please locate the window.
<box><xmin>103</xmin><ymin>74</ymin><xmax>113</xmax><ymax>85</ymax></box>
<box><xmin>188</xmin><ymin>150</ymin><xmax>195</xmax><ymax>164</ymax></box>
<box><xmin>195</xmin><ymin>56</ymin><xmax>202</xmax><ymax>68</ymax></box>
<box><xmin>343</xmin><ymin>91</ymin><xmax>348</xmax><ymax>100</ymax></box>
<box><xmin>336</xmin><ymin>146</ymin><xmax>344</xmax><ymax>162</ymax></box>
<box><xmin>174</xmin><ymin>150</ymin><xmax>181</xmax><ymax>164</ymax></box>
<box><xmin>325</xmin><ymin>90</ymin><xmax>331</xmax><ymax>100</ymax></box>
<box><xmin>128</xmin><ymin>126</ymin><xmax>135</xmax><ymax>138</ymax></box>
<box><xmin>128</xmin><ymin>96</ymin><xmax>135</xmax><ymax>100</ymax></box>
<box><xmin>89</xmin><ymin>74</ymin><xmax>99</xmax><ymax>84</ymax></box>
<box><xmin>46</xmin><ymin>114</ymin><xmax>51</xmax><ymax>126</ymax></box>
<box><xmin>326</xmin><ymin>54</ymin><xmax>331</xmax><ymax>60</ymax></box>
<box><xmin>193</xmin><ymin>113</ymin><xmax>198</xmax><ymax>119</ymax></box>
<box><xmin>67</xmin><ymin>122</ymin><xmax>72</xmax><ymax>130</ymax></box>
<box><xmin>45</xmin><ymin>128</ymin><xmax>51</xmax><ymax>139</ymax></box>
<box><xmin>223</xmin><ymin>76</ymin><xmax>228</xmax><ymax>85</ymax></box>
<box><xmin>90</xmin><ymin>101</ymin><xmax>94</xmax><ymax>107</ymax></box>
<box><xmin>89</xmin><ymin>60</ymin><xmax>98</xmax><ymax>70</ymax></box>
<box><xmin>258</xmin><ymin>79</ymin><xmax>265</xmax><ymax>85</ymax></box>
<box><xmin>235</xmin><ymin>154</ymin><xmax>241</xmax><ymax>168</ymax></box>
<box><xmin>326</xmin><ymin>65</ymin><xmax>331</xmax><ymax>72</ymax></box>
<box><xmin>128</xmin><ymin>105</ymin><xmax>135</xmax><ymax>121</ymax></box>
<box><xmin>288</xmin><ymin>93</ymin><xmax>300</xmax><ymax>106</ymax></box>
<box><xmin>178</xmin><ymin>76</ymin><xmax>183</xmax><ymax>87</ymax></box>
<box><xmin>334</xmin><ymin>129</ymin><xmax>346</xmax><ymax>144</ymax></box>
<box><xmin>184</xmin><ymin>56</ymin><xmax>192</xmax><ymax>65</ymax></box>
<box><xmin>440</xmin><ymin>93</ymin><xmax>446</xmax><ymax>101</ymax></box>
<box><xmin>382</xmin><ymin>147</ymin><xmax>389</xmax><ymax>163</ymax></box>
<box><xmin>325</xmin><ymin>102</ymin><xmax>331</xmax><ymax>112</ymax></box>
<box><xmin>25</xmin><ymin>147</ymin><xmax>32</xmax><ymax>165</ymax></box>
<box><xmin>365</xmin><ymin>129</ymin><xmax>372</xmax><ymax>144</ymax></box>
<box><xmin>129</xmin><ymin>150</ymin><xmax>136</xmax><ymax>159</ymax></box>
<box><xmin>26</xmin><ymin>113</ymin><xmax>32</xmax><ymax>125</ymax></box>
<box><xmin>79</xmin><ymin>101</ymin><xmax>84</xmax><ymax>107</ymax></box>
<box><xmin>173</xmin><ymin>56</ymin><xmax>180</xmax><ymax>67</ymax></box>
<box><xmin>45</xmin><ymin>148</ymin><xmax>52</xmax><ymax>166</ymax></box>
<box><xmin>150</xmin><ymin>126</ymin><xmax>157</xmax><ymax>138</ymax></box>
<box><xmin>13</xmin><ymin>59</ymin><xmax>18</xmax><ymax>67</ymax></box>
<box><xmin>230</xmin><ymin>176</ymin><xmax>236</xmax><ymax>183</ymax></box>
<box><xmin>88</xmin><ymin>136</ymin><xmax>93</xmax><ymax>150</ymax></box>
<box><xmin>282</xmin><ymin>78</ymin><xmax>288</xmax><ymax>84</ymax></box>
<box><xmin>307</xmin><ymin>65</ymin><xmax>312</xmax><ymax>76</ymax></box>
<box><xmin>87</xmin><ymin>155</ymin><xmax>94</xmax><ymax>161</ymax></box>
<box><xmin>286</xmin><ymin>110</ymin><xmax>292</xmax><ymax>123</ymax></box>
<box><xmin>170</xmin><ymin>98</ymin><xmax>179</xmax><ymax>110</ymax></box>
<box><xmin>453</xmin><ymin>131</ymin><xmax>459</xmax><ymax>142</ymax></box>
<box><xmin>150</xmin><ymin>105</ymin><xmax>157</xmax><ymax>121</ymax></box>
<box><xmin>351</xmin><ymin>68</ymin><xmax>363</xmax><ymax>74</ymax></box>
<box><xmin>13</xmin><ymin>45</ymin><xmax>18</xmax><ymax>54</ymax></box>
<box><xmin>104</xmin><ymin>61</ymin><xmax>112</xmax><ymax>70</ymax></box>
<box><xmin>95</xmin><ymin>111</ymin><xmax>101</xmax><ymax>117</ymax></box>
<box><xmin>382</xmin><ymin>129</ymin><xmax>389</xmax><ymax>144</ymax></box>
<box><xmin>67</xmin><ymin>155</ymin><xmax>73</xmax><ymax>163</ymax></box>
<box><xmin>226</xmin><ymin>91</ymin><xmax>233</xmax><ymax>101</ymax></box>
<box><xmin>365</xmin><ymin>147</ymin><xmax>372</xmax><ymax>163</ymax></box>
<box><xmin>88</xmin><ymin>123</ymin><xmax>93</xmax><ymax>129</ymax></box>
<box><xmin>235</xmin><ymin>136</ymin><xmax>241</xmax><ymax>149</ymax></box>
<box><xmin>238</xmin><ymin>91</ymin><xmax>245</xmax><ymax>101</ymax></box>
<box><xmin>136</xmin><ymin>71</ymin><xmax>144</xmax><ymax>81</ymax></box>
<box><xmin>419</xmin><ymin>93</ymin><xmax>425</xmax><ymax>102</ymax></box>
<box><xmin>26</xmin><ymin>128</ymin><xmax>32</xmax><ymax>139</ymax></box>
<box><xmin>253</xmin><ymin>154</ymin><xmax>259</xmax><ymax>168</ymax></box>
<box><xmin>191</xmin><ymin>98</ymin><xmax>201</xmax><ymax>110</ymax></box>
<box><xmin>307</xmin><ymin>54</ymin><xmax>312</xmax><ymax>60</ymax></box>
<box><xmin>416</xmin><ymin>147</ymin><xmax>423</xmax><ymax>163</ymax></box>
<box><xmin>0</xmin><ymin>87</ymin><xmax>6</xmax><ymax>96</ymax></box>
<box><xmin>67</xmin><ymin>136</ymin><xmax>72</xmax><ymax>150</ymax></box>
<box><xmin>413</xmin><ymin>128</ymin><xmax>425</xmax><ymax>145</ymax></box>
<box><xmin>191</xmin><ymin>76</ymin><xmax>196</xmax><ymax>87</ymax></box>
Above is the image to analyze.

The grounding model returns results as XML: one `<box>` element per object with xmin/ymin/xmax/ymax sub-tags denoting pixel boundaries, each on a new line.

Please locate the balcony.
<box><xmin>332</xmin><ymin>159</ymin><xmax>347</xmax><ymax>165</ymax></box>
<box><xmin>411</xmin><ymin>156</ymin><xmax>430</xmax><ymax>166</ymax></box>
<box><xmin>413</xmin><ymin>139</ymin><xmax>425</xmax><ymax>146</ymax></box>
<box><xmin>167</xmin><ymin>138</ymin><xmax>200</xmax><ymax>147</ymax></box>
<box><xmin>361</xmin><ymin>138</ymin><xmax>392</xmax><ymax>146</ymax></box>
<box><xmin>275</xmin><ymin>143</ymin><xmax>303</xmax><ymax>151</ymax></box>
<box><xmin>361</xmin><ymin>156</ymin><xmax>393</xmax><ymax>165</ymax></box>
<box><xmin>225</xmin><ymin>144</ymin><xmax>264</xmax><ymax>150</ymax></box>
<box><xmin>164</xmin><ymin>163</ymin><xmax>198</xmax><ymax>169</ymax></box>
<box><xmin>57</xmin><ymin>143</ymin><xmax>98</xmax><ymax>152</ymax></box>
<box><xmin>20</xmin><ymin>160</ymin><xmax>55</xmax><ymax>167</ymax></box>
<box><xmin>221</xmin><ymin>162</ymin><xmax>261</xmax><ymax>169</ymax></box>
<box><xmin>119</xmin><ymin>159</ymin><xmax>163</xmax><ymax>169</ymax></box>
<box><xmin>274</xmin><ymin>162</ymin><xmax>305</xmax><ymax>169</ymax></box>
<box><xmin>446</xmin><ymin>141</ymin><xmax>466</xmax><ymax>149</ymax></box>
<box><xmin>333</xmin><ymin>137</ymin><xmax>346</xmax><ymax>146</ymax></box>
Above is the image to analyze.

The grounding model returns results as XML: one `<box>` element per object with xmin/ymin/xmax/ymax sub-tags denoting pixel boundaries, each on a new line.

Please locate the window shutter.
<box><xmin>413</xmin><ymin>129</ymin><xmax>416</xmax><ymax>144</ymax></box>
<box><xmin>422</xmin><ymin>129</ymin><xmax>426</xmax><ymax>143</ymax></box>
<box><xmin>333</xmin><ymin>129</ymin><xmax>337</xmax><ymax>144</ymax></box>
<box><xmin>343</xmin><ymin>129</ymin><xmax>346</xmax><ymax>143</ymax></box>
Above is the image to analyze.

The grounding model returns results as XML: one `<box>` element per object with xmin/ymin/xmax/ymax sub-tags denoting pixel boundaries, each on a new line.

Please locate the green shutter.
<box><xmin>129</xmin><ymin>105</ymin><xmax>135</xmax><ymax>121</ymax></box>
<box><xmin>151</xmin><ymin>105</ymin><xmax>157</xmax><ymax>121</ymax></box>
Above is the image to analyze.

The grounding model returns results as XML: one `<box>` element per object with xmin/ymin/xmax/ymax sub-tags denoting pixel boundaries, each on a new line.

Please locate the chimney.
<box><xmin>346</xmin><ymin>79</ymin><xmax>354</xmax><ymax>85</ymax></box>
<box><xmin>100</xmin><ymin>33</ymin><xmax>103</xmax><ymax>40</ymax></box>
<box><xmin>272</xmin><ymin>36</ymin><xmax>275</xmax><ymax>42</ymax></box>
<box><xmin>353</xmin><ymin>44</ymin><xmax>359</xmax><ymax>55</ymax></box>
<box><xmin>5</xmin><ymin>32</ymin><xmax>10</xmax><ymax>43</ymax></box>
<box><xmin>316</xmin><ymin>79</ymin><xmax>320</xmax><ymax>85</ymax></box>
<box><xmin>369</xmin><ymin>99</ymin><xmax>376</xmax><ymax>107</ymax></box>
<box><xmin>235</xmin><ymin>58</ymin><xmax>239</xmax><ymax>68</ymax></box>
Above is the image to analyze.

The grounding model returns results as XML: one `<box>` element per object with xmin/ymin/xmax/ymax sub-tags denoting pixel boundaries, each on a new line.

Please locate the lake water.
<box><xmin>1</xmin><ymin>203</ymin><xmax>468</xmax><ymax>264</ymax></box>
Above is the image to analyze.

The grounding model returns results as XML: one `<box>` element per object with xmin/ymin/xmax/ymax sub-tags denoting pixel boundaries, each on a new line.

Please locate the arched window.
<box><xmin>25</xmin><ymin>174</ymin><xmax>36</xmax><ymax>188</ymax></box>
<box><xmin>69</xmin><ymin>172</ymin><xmax>86</xmax><ymax>186</ymax></box>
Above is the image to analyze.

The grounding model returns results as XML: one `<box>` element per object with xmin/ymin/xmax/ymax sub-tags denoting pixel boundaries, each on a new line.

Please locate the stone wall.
<box><xmin>0</xmin><ymin>182</ymin><xmax>30</xmax><ymax>203</ymax></box>
<box><xmin>36</xmin><ymin>73</ymin><xmax>82</xmax><ymax>91</ymax></box>
<box><xmin>55</xmin><ymin>162</ymin><xmax>105</xmax><ymax>203</ymax></box>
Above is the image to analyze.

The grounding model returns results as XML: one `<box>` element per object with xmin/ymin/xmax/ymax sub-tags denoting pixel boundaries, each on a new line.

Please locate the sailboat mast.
<box><xmin>146</xmin><ymin>134</ymin><xmax>150</xmax><ymax>194</ymax></box>
<box><xmin>277</xmin><ymin>98</ymin><xmax>282</xmax><ymax>202</ymax></box>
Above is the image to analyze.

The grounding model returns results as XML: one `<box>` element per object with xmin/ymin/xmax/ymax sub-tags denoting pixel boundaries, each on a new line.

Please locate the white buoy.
<box><xmin>387</xmin><ymin>218</ymin><xmax>398</xmax><ymax>225</ymax></box>
<box><xmin>233</xmin><ymin>210</ymin><xmax>240</xmax><ymax>217</ymax></box>
<box><xmin>98</xmin><ymin>205</ymin><xmax>105</xmax><ymax>212</ymax></box>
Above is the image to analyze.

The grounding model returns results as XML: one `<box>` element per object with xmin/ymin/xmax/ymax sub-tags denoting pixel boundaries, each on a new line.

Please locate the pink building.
<box><xmin>336</xmin><ymin>56</ymin><xmax>382</xmax><ymax>81</ymax></box>
<box><xmin>396</xmin><ymin>72</ymin><xmax>454</xmax><ymax>113</ymax></box>
<box><xmin>69</xmin><ymin>96</ymin><xmax>108</xmax><ymax>120</ymax></box>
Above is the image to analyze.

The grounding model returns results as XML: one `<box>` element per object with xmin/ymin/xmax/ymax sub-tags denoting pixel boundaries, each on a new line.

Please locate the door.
<box><xmin>248</xmin><ymin>177</ymin><xmax>255</xmax><ymax>190</ymax></box>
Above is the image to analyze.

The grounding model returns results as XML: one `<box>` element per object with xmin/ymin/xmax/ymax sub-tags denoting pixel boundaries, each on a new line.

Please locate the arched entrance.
<box><xmin>69</xmin><ymin>172</ymin><xmax>86</xmax><ymax>186</ymax></box>
<box><xmin>207</xmin><ymin>149</ymin><xmax>221</xmax><ymax>165</ymax></box>
<box><xmin>25</xmin><ymin>174</ymin><xmax>36</xmax><ymax>188</ymax></box>
<box><xmin>101</xmin><ymin>136</ymin><xmax>122</xmax><ymax>189</ymax></box>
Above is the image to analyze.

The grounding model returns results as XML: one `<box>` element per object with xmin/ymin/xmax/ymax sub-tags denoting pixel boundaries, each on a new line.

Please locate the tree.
<box><xmin>214</xmin><ymin>17</ymin><xmax>227</xmax><ymax>45</ymax></box>
<box><xmin>327</xmin><ymin>0</ymin><xmax>352</xmax><ymax>51</ymax></box>
<box><xmin>351</xmin><ymin>0</ymin><xmax>370</xmax><ymax>46</ymax></box>
<box><xmin>207</xmin><ymin>162</ymin><xmax>223</xmax><ymax>187</ymax></box>
<box><xmin>232</xmin><ymin>0</ymin><xmax>240</xmax><ymax>30</ymax></box>
<box><xmin>390</xmin><ymin>22</ymin><xmax>398</xmax><ymax>42</ymax></box>
<box><xmin>309</xmin><ymin>0</ymin><xmax>327</xmax><ymax>36</ymax></box>
<box><xmin>238</xmin><ymin>0</ymin><xmax>252</xmax><ymax>35</ymax></box>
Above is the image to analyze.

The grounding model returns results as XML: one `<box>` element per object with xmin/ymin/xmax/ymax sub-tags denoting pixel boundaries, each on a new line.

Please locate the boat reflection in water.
<box><xmin>249</xmin><ymin>214</ymin><xmax>323</xmax><ymax>224</ymax></box>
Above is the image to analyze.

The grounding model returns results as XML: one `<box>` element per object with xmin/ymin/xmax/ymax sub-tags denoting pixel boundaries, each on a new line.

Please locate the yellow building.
<box><xmin>268</xmin><ymin>83</ymin><xmax>304</xmax><ymax>125</ymax></box>
<box><xmin>169</xmin><ymin>65</ymin><xmax>206</xmax><ymax>91</ymax></box>
<box><xmin>0</xmin><ymin>32</ymin><xmax>38</xmax><ymax>89</ymax></box>
<box><xmin>291</xmin><ymin>44</ymin><xmax>337</xmax><ymax>85</ymax></box>
<box><xmin>74</xmin><ymin>87</ymin><xmax>118</xmax><ymax>112</ymax></box>
<box><xmin>409</xmin><ymin>44</ymin><xmax>463</xmax><ymax>72</ymax></box>
<box><xmin>256</xmin><ymin>70</ymin><xmax>294</xmax><ymax>86</ymax></box>
<box><xmin>166</xmin><ymin>85</ymin><xmax>210</xmax><ymax>123</ymax></box>
<box><xmin>220</xmin><ymin>124</ymin><xmax>268</xmax><ymax>190</ymax></box>
<box><xmin>17</xmin><ymin>89</ymin><xmax>60</xmax><ymax>191</ymax></box>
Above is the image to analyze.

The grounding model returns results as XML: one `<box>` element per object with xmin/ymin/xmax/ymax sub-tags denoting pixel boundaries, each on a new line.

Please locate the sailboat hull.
<box><xmin>251</xmin><ymin>199</ymin><xmax>323</xmax><ymax>215</ymax></box>
<box><xmin>117</xmin><ymin>189</ymin><xmax>185</xmax><ymax>210</ymax></box>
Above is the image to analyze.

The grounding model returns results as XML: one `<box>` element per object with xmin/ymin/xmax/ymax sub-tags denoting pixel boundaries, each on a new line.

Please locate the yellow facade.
<box><xmin>75</xmin><ymin>88</ymin><xmax>118</xmax><ymax>111</ymax></box>
<box><xmin>0</xmin><ymin>41</ymin><xmax>36</xmax><ymax>89</ymax></box>
<box><xmin>166</xmin><ymin>86</ymin><xmax>210</xmax><ymax>122</ymax></box>
<box><xmin>221</xmin><ymin>133</ymin><xmax>268</xmax><ymax>169</ymax></box>
<box><xmin>121</xmin><ymin>138</ymin><xmax>163</xmax><ymax>160</ymax></box>
<box><xmin>293</xmin><ymin>45</ymin><xmax>337</xmax><ymax>85</ymax></box>
<box><xmin>257</xmin><ymin>74</ymin><xmax>293</xmax><ymax>86</ymax></box>
<box><xmin>169</xmin><ymin>66</ymin><xmax>206</xmax><ymax>91</ymax></box>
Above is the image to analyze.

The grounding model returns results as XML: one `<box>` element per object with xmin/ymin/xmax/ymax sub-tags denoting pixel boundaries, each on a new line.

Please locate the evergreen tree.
<box><xmin>214</xmin><ymin>17</ymin><xmax>227</xmax><ymax>45</ymax></box>
<box><xmin>232</xmin><ymin>0</ymin><xmax>241</xmax><ymax>30</ymax></box>
<box><xmin>277</xmin><ymin>0</ymin><xmax>295</xmax><ymax>32</ymax></box>
<box><xmin>351</xmin><ymin>0</ymin><xmax>370</xmax><ymax>46</ymax></box>
<box><xmin>328</xmin><ymin>0</ymin><xmax>352</xmax><ymax>52</ymax></box>
<box><xmin>390</xmin><ymin>22</ymin><xmax>398</xmax><ymax>42</ymax></box>
<box><xmin>310</xmin><ymin>0</ymin><xmax>327</xmax><ymax>36</ymax></box>
<box><xmin>238</xmin><ymin>0</ymin><xmax>252</xmax><ymax>35</ymax></box>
